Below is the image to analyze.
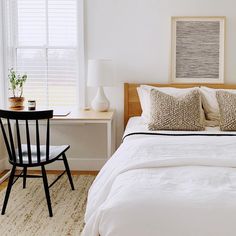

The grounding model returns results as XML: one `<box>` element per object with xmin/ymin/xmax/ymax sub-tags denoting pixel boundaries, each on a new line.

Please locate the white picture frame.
<box><xmin>171</xmin><ymin>16</ymin><xmax>225</xmax><ymax>84</ymax></box>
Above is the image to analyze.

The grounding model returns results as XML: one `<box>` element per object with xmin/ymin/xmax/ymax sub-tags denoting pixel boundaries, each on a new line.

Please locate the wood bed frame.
<box><xmin>124</xmin><ymin>83</ymin><xmax>236</xmax><ymax>127</ymax></box>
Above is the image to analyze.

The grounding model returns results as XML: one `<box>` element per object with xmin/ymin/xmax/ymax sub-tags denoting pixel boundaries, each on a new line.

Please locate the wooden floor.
<box><xmin>0</xmin><ymin>169</ymin><xmax>98</xmax><ymax>192</ymax></box>
<box><xmin>0</xmin><ymin>170</ymin><xmax>9</xmax><ymax>191</ymax></box>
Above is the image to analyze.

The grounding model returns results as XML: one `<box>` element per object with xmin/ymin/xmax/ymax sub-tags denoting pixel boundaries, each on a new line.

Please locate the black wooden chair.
<box><xmin>0</xmin><ymin>109</ymin><xmax>75</xmax><ymax>217</ymax></box>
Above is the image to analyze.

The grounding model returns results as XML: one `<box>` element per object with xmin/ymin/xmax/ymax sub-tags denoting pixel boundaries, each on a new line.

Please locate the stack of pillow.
<box><xmin>137</xmin><ymin>85</ymin><xmax>236</xmax><ymax>131</ymax></box>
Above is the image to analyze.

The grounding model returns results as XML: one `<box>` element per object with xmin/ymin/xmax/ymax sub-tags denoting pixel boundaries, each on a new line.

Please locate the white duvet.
<box><xmin>82</xmin><ymin>118</ymin><xmax>236</xmax><ymax>236</ymax></box>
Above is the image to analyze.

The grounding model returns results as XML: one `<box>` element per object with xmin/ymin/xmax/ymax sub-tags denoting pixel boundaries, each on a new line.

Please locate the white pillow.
<box><xmin>137</xmin><ymin>86</ymin><xmax>152</xmax><ymax>121</ymax></box>
<box><xmin>137</xmin><ymin>87</ymin><xmax>148</xmax><ymax>120</ymax></box>
<box><xmin>137</xmin><ymin>85</ymin><xmax>203</xmax><ymax>123</ymax></box>
<box><xmin>200</xmin><ymin>86</ymin><xmax>236</xmax><ymax>124</ymax></box>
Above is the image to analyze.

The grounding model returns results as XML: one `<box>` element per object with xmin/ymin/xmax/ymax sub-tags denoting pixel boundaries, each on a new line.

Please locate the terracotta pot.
<box><xmin>8</xmin><ymin>97</ymin><xmax>25</xmax><ymax>110</ymax></box>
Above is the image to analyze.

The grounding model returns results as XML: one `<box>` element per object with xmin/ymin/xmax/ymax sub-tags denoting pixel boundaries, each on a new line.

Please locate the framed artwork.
<box><xmin>171</xmin><ymin>16</ymin><xmax>225</xmax><ymax>83</ymax></box>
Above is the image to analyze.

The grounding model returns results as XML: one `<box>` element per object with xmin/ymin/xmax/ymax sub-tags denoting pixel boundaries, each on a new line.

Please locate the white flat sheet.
<box><xmin>82</xmin><ymin>117</ymin><xmax>236</xmax><ymax>236</ymax></box>
<box><xmin>124</xmin><ymin>116</ymin><xmax>233</xmax><ymax>137</ymax></box>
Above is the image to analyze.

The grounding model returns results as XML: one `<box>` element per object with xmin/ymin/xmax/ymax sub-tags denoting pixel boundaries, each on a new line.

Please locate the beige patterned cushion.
<box><xmin>216</xmin><ymin>91</ymin><xmax>236</xmax><ymax>131</ymax></box>
<box><xmin>148</xmin><ymin>89</ymin><xmax>204</xmax><ymax>131</ymax></box>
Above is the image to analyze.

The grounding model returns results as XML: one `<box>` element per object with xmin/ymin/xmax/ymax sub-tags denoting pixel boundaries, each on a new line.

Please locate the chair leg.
<box><xmin>41</xmin><ymin>165</ymin><xmax>53</xmax><ymax>217</ymax></box>
<box><xmin>62</xmin><ymin>153</ymin><xmax>75</xmax><ymax>190</ymax></box>
<box><xmin>23</xmin><ymin>167</ymin><xmax>27</xmax><ymax>189</ymax></box>
<box><xmin>1</xmin><ymin>166</ymin><xmax>16</xmax><ymax>215</ymax></box>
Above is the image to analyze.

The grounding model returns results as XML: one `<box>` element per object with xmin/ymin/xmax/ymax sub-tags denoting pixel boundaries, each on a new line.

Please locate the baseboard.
<box><xmin>2</xmin><ymin>157</ymin><xmax>107</xmax><ymax>171</ymax></box>
<box><xmin>43</xmin><ymin>158</ymin><xmax>107</xmax><ymax>171</ymax></box>
<box><xmin>0</xmin><ymin>158</ymin><xmax>5</xmax><ymax>173</ymax></box>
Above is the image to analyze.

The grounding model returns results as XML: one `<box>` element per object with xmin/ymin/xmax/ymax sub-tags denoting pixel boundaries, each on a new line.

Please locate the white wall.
<box><xmin>19</xmin><ymin>122</ymin><xmax>107</xmax><ymax>170</ymax></box>
<box><xmin>86</xmin><ymin>0</ymin><xmax>236</xmax><ymax>143</ymax></box>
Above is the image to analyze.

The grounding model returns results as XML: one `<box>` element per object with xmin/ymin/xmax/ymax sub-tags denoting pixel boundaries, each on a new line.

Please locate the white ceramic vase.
<box><xmin>91</xmin><ymin>86</ymin><xmax>109</xmax><ymax>112</ymax></box>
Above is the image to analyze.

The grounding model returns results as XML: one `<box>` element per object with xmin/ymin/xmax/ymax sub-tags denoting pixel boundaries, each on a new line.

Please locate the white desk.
<box><xmin>52</xmin><ymin>109</ymin><xmax>116</xmax><ymax>159</ymax></box>
<box><xmin>0</xmin><ymin>109</ymin><xmax>116</xmax><ymax>184</ymax></box>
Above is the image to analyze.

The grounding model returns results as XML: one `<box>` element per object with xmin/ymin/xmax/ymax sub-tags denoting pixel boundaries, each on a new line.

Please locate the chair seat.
<box><xmin>14</xmin><ymin>144</ymin><xmax>70</xmax><ymax>165</ymax></box>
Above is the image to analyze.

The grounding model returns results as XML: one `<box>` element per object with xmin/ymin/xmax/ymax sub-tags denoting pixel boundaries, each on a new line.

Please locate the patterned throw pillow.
<box><xmin>148</xmin><ymin>89</ymin><xmax>205</xmax><ymax>131</ymax></box>
<box><xmin>216</xmin><ymin>91</ymin><xmax>236</xmax><ymax>131</ymax></box>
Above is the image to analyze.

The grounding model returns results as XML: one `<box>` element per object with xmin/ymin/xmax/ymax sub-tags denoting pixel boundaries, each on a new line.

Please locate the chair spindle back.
<box><xmin>0</xmin><ymin>110</ymin><xmax>53</xmax><ymax>166</ymax></box>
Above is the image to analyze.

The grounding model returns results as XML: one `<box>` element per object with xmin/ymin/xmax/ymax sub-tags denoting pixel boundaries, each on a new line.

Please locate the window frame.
<box><xmin>0</xmin><ymin>1</ymin><xmax>6</xmax><ymax>108</ymax></box>
<box><xmin>1</xmin><ymin>0</ymin><xmax>85</xmax><ymax>109</ymax></box>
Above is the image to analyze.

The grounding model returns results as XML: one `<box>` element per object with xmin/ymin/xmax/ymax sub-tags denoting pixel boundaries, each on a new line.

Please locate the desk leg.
<box><xmin>107</xmin><ymin>121</ymin><xmax>112</xmax><ymax>159</ymax></box>
<box><xmin>112</xmin><ymin>116</ymin><xmax>116</xmax><ymax>154</ymax></box>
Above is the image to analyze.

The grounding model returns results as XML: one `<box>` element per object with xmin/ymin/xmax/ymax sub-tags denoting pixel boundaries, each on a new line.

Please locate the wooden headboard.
<box><xmin>124</xmin><ymin>83</ymin><xmax>236</xmax><ymax>127</ymax></box>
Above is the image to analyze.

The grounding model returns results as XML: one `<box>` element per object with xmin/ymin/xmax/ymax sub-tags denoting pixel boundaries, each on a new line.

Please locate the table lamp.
<box><xmin>87</xmin><ymin>59</ymin><xmax>114</xmax><ymax>112</ymax></box>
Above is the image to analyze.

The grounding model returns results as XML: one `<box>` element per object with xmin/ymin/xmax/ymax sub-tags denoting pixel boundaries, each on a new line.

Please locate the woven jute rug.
<box><xmin>0</xmin><ymin>174</ymin><xmax>95</xmax><ymax>236</ymax></box>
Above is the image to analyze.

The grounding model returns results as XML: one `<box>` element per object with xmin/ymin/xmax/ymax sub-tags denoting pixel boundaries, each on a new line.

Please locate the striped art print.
<box><xmin>171</xmin><ymin>17</ymin><xmax>225</xmax><ymax>84</ymax></box>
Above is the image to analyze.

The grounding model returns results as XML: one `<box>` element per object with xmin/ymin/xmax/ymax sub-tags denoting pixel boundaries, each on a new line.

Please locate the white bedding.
<box><xmin>82</xmin><ymin>117</ymin><xmax>236</xmax><ymax>236</ymax></box>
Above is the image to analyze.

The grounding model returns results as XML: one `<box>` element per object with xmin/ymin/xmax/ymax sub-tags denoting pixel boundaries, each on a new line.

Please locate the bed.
<box><xmin>82</xmin><ymin>83</ymin><xmax>236</xmax><ymax>236</ymax></box>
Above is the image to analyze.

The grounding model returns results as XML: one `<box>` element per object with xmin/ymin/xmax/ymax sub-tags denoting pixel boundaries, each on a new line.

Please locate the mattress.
<box><xmin>82</xmin><ymin>117</ymin><xmax>236</xmax><ymax>236</ymax></box>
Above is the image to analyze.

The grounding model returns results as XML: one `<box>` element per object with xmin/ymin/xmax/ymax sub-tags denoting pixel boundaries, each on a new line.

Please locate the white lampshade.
<box><xmin>87</xmin><ymin>59</ymin><xmax>114</xmax><ymax>87</ymax></box>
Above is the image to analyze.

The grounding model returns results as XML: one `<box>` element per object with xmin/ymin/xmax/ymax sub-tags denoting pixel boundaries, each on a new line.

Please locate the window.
<box><xmin>6</xmin><ymin>0</ymin><xmax>82</xmax><ymax>108</ymax></box>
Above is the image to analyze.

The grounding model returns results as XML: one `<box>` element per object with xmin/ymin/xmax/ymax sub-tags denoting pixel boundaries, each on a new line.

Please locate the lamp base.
<box><xmin>91</xmin><ymin>87</ymin><xmax>110</xmax><ymax>112</ymax></box>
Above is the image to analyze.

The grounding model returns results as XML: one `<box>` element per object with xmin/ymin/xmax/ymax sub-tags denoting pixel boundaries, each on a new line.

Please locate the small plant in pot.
<box><xmin>8</xmin><ymin>68</ymin><xmax>27</xmax><ymax>110</ymax></box>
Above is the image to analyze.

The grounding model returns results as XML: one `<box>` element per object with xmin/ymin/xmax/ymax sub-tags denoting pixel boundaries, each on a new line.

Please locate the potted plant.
<box><xmin>8</xmin><ymin>68</ymin><xmax>27</xmax><ymax>110</ymax></box>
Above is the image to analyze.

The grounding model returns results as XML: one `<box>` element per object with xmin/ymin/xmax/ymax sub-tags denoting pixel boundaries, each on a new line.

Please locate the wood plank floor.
<box><xmin>0</xmin><ymin>170</ymin><xmax>9</xmax><ymax>191</ymax></box>
<box><xmin>0</xmin><ymin>169</ymin><xmax>98</xmax><ymax>192</ymax></box>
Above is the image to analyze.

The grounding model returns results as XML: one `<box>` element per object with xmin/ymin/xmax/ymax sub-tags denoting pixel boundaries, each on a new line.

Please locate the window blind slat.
<box><xmin>13</xmin><ymin>0</ymin><xmax>78</xmax><ymax>108</ymax></box>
